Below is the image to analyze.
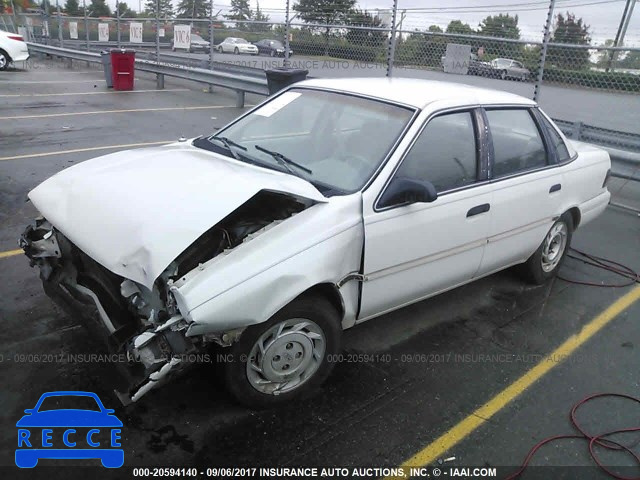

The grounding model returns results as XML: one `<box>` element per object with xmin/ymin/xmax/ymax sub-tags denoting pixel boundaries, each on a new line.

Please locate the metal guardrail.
<box><xmin>26</xmin><ymin>42</ymin><xmax>269</xmax><ymax>107</ymax></box>
<box><xmin>554</xmin><ymin>118</ymin><xmax>640</xmax><ymax>183</ymax></box>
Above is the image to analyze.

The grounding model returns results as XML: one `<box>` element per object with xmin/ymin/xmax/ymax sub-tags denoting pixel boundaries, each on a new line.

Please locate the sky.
<box><xmin>107</xmin><ymin>0</ymin><xmax>640</xmax><ymax>46</ymax></box>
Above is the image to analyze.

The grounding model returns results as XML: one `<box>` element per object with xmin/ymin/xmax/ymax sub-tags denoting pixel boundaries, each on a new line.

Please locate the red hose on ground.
<box><xmin>506</xmin><ymin>393</ymin><xmax>640</xmax><ymax>480</ymax></box>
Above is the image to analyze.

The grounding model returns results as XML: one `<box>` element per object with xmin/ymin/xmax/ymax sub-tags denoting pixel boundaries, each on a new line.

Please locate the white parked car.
<box><xmin>216</xmin><ymin>37</ymin><xmax>258</xmax><ymax>55</ymax></box>
<box><xmin>0</xmin><ymin>30</ymin><xmax>29</xmax><ymax>70</ymax></box>
<box><xmin>21</xmin><ymin>78</ymin><xmax>611</xmax><ymax>407</ymax></box>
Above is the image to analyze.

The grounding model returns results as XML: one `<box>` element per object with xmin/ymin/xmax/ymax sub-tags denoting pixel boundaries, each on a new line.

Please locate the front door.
<box><xmin>359</xmin><ymin>109</ymin><xmax>493</xmax><ymax>321</ymax></box>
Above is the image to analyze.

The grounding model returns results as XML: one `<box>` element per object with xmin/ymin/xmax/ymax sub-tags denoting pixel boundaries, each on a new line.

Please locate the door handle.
<box><xmin>467</xmin><ymin>203</ymin><xmax>490</xmax><ymax>217</ymax></box>
<box><xmin>549</xmin><ymin>184</ymin><xmax>562</xmax><ymax>193</ymax></box>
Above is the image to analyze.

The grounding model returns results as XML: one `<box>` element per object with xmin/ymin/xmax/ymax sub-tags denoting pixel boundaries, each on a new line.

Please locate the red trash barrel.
<box><xmin>110</xmin><ymin>49</ymin><xmax>136</xmax><ymax>91</ymax></box>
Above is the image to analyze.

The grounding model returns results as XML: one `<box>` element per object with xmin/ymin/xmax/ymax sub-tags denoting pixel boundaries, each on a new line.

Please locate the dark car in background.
<box><xmin>254</xmin><ymin>39</ymin><xmax>293</xmax><ymax>57</ymax></box>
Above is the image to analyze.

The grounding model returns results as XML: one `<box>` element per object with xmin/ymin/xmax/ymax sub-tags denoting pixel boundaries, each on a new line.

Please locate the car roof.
<box><xmin>296</xmin><ymin>77</ymin><xmax>535</xmax><ymax>110</ymax></box>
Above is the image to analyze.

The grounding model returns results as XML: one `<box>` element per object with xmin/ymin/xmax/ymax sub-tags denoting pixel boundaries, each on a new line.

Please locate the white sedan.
<box><xmin>21</xmin><ymin>78</ymin><xmax>610</xmax><ymax>406</ymax></box>
<box><xmin>0</xmin><ymin>30</ymin><xmax>29</xmax><ymax>70</ymax></box>
<box><xmin>216</xmin><ymin>37</ymin><xmax>258</xmax><ymax>55</ymax></box>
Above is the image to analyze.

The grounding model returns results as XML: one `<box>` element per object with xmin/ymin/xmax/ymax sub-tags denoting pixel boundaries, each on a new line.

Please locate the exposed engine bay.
<box><xmin>20</xmin><ymin>191</ymin><xmax>310</xmax><ymax>404</ymax></box>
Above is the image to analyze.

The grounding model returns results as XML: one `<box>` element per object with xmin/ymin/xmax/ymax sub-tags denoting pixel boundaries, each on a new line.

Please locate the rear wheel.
<box><xmin>224</xmin><ymin>294</ymin><xmax>342</xmax><ymax>408</ymax></box>
<box><xmin>520</xmin><ymin>213</ymin><xmax>573</xmax><ymax>285</ymax></box>
<box><xmin>0</xmin><ymin>49</ymin><xmax>10</xmax><ymax>71</ymax></box>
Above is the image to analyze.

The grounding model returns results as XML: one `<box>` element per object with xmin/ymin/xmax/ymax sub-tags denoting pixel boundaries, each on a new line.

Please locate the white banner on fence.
<box><xmin>98</xmin><ymin>23</ymin><xmax>109</xmax><ymax>42</ymax></box>
<box><xmin>158</xmin><ymin>27</ymin><xmax>165</xmax><ymax>38</ymax></box>
<box><xmin>173</xmin><ymin>25</ymin><xmax>191</xmax><ymax>50</ymax></box>
<box><xmin>69</xmin><ymin>21</ymin><xmax>78</xmax><ymax>39</ymax></box>
<box><xmin>129</xmin><ymin>22</ymin><xmax>143</xmax><ymax>43</ymax></box>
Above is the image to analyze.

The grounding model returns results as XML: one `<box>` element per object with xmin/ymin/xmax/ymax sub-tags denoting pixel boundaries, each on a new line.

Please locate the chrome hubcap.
<box><xmin>0</xmin><ymin>54</ymin><xmax>6</xmax><ymax>69</ymax></box>
<box><xmin>246</xmin><ymin>318</ymin><xmax>325</xmax><ymax>395</ymax></box>
<box><xmin>541</xmin><ymin>222</ymin><xmax>568</xmax><ymax>272</ymax></box>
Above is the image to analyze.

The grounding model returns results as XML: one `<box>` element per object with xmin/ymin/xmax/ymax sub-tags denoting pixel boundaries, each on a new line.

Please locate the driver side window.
<box><xmin>395</xmin><ymin>111</ymin><xmax>479</xmax><ymax>193</ymax></box>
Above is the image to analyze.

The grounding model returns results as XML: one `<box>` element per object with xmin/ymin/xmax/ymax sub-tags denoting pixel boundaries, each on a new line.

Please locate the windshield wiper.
<box><xmin>208</xmin><ymin>136</ymin><xmax>247</xmax><ymax>160</ymax></box>
<box><xmin>254</xmin><ymin>144</ymin><xmax>313</xmax><ymax>176</ymax></box>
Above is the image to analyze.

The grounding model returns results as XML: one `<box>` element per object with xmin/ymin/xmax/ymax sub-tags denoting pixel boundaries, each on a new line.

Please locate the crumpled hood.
<box><xmin>28</xmin><ymin>143</ymin><xmax>326</xmax><ymax>289</ymax></box>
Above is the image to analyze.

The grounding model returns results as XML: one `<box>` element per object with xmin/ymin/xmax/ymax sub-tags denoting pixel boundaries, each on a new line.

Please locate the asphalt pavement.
<box><xmin>1</xmin><ymin>58</ymin><xmax>639</xmax><ymax>479</ymax></box>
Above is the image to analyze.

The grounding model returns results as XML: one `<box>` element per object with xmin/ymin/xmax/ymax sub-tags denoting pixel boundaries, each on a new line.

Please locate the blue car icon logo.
<box><xmin>16</xmin><ymin>391</ymin><xmax>124</xmax><ymax>468</ymax></box>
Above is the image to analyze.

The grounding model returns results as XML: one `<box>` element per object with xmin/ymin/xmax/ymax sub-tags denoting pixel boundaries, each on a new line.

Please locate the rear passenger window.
<box><xmin>539</xmin><ymin>115</ymin><xmax>571</xmax><ymax>163</ymax></box>
<box><xmin>486</xmin><ymin>109</ymin><xmax>547</xmax><ymax>177</ymax></box>
<box><xmin>395</xmin><ymin>111</ymin><xmax>478</xmax><ymax>193</ymax></box>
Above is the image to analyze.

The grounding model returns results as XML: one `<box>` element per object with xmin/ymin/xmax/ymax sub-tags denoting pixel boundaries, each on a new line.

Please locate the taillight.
<box><xmin>8</xmin><ymin>35</ymin><xmax>24</xmax><ymax>41</ymax></box>
<box><xmin>602</xmin><ymin>169</ymin><xmax>611</xmax><ymax>188</ymax></box>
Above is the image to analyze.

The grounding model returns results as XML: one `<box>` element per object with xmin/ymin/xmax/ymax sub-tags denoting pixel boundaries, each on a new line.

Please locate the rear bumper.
<box><xmin>579</xmin><ymin>190</ymin><xmax>611</xmax><ymax>227</ymax></box>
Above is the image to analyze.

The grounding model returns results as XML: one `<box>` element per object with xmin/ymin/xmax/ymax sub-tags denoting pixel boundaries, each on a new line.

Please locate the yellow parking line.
<box><xmin>0</xmin><ymin>249</ymin><xmax>23</xmax><ymax>259</ymax></box>
<box><xmin>0</xmin><ymin>140</ymin><xmax>173</xmax><ymax>162</ymax></box>
<box><xmin>0</xmin><ymin>88</ymin><xmax>190</xmax><ymax>97</ymax></box>
<box><xmin>0</xmin><ymin>105</ymin><xmax>243</xmax><ymax>120</ymax></box>
<box><xmin>385</xmin><ymin>284</ymin><xmax>640</xmax><ymax>479</ymax></box>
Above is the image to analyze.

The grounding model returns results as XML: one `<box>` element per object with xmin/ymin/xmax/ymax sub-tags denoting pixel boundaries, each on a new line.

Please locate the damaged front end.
<box><xmin>20</xmin><ymin>191</ymin><xmax>310</xmax><ymax>405</ymax></box>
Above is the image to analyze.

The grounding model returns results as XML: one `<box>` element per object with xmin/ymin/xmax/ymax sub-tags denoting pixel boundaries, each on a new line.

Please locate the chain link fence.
<box><xmin>2</xmin><ymin>0</ymin><xmax>639</xmax><ymax>141</ymax></box>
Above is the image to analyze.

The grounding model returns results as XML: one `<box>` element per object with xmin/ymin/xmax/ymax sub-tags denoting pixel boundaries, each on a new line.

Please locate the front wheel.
<box><xmin>520</xmin><ymin>213</ymin><xmax>573</xmax><ymax>285</ymax></box>
<box><xmin>224</xmin><ymin>295</ymin><xmax>342</xmax><ymax>408</ymax></box>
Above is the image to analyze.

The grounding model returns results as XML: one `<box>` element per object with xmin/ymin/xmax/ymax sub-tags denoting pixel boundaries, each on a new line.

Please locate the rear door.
<box><xmin>477</xmin><ymin>107</ymin><xmax>565</xmax><ymax>276</ymax></box>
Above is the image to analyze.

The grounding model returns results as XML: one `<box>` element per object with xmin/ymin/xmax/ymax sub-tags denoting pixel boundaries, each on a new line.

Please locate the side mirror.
<box><xmin>379</xmin><ymin>177</ymin><xmax>438</xmax><ymax>209</ymax></box>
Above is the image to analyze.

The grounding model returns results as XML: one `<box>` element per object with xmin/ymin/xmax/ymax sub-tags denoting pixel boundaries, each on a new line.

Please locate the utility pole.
<box><xmin>533</xmin><ymin>0</ymin><xmax>556</xmax><ymax>102</ymax></box>
<box><xmin>386</xmin><ymin>0</ymin><xmax>399</xmax><ymax>77</ymax></box>
<box><xmin>607</xmin><ymin>0</ymin><xmax>635</xmax><ymax>71</ymax></box>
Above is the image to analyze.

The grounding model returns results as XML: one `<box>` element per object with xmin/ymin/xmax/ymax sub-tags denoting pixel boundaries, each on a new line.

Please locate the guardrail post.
<box><xmin>573</xmin><ymin>121</ymin><xmax>584</xmax><ymax>141</ymax></box>
<box><xmin>235</xmin><ymin>90</ymin><xmax>245</xmax><ymax>108</ymax></box>
<box><xmin>156</xmin><ymin>73</ymin><xmax>164</xmax><ymax>89</ymax></box>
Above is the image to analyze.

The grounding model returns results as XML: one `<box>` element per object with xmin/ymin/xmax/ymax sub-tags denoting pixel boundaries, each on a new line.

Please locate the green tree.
<box><xmin>346</xmin><ymin>9</ymin><xmax>385</xmax><ymax>48</ymax></box>
<box><xmin>548</xmin><ymin>12</ymin><xmax>591</xmax><ymax>70</ymax></box>
<box><xmin>63</xmin><ymin>0</ymin><xmax>80</xmax><ymax>15</ymax></box>
<box><xmin>427</xmin><ymin>25</ymin><xmax>443</xmax><ymax>33</ymax></box>
<box><xmin>87</xmin><ymin>0</ymin><xmax>110</xmax><ymax>17</ymax></box>
<box><xmin>175</xmin><ymin>0</ymin><xmax>209</xmax><ymax>19</ymax></box>
<box><xmin>595</xmin><ymin>39</ymin><xmax>614</xmax><ymax>67</ymax></box>
<box><xmin>226</xmin><ymin>0</ymin><xmax>251</xmax><ymax>22</ymax></box>
<box><xmin>116</xmin><ymin>1</ymin><xmax>137</xmax><ymax>17</ymax></box>
<box><xmin>478</xmin><ymin>14</ymin><xmax>521</xmax><ymax>59</ymax></box>
<box><xmin>445</xmin><ymin>20</ymin><xmax>474</xmax><ymax>35</ymax></box>
<box><xmin>248</xmin><ymin>1</ymin><xmax>271</xmax><ymax>32</ymax></box>
<box><xmin>478</xmin><ymin>14</ymin><xmax>520</xmax><ymax>39</ymax></box>
<box><xmin>144</xmin><ymin>0</ymin><xmax>173</xmax><ymax>18</ymax></box>
<box><xmin>294</xmin><ymin>0</ymin><xmax>357</xmax><ymax>54</ymax></box>
<box><xmin>620</xmin><ymin>50</ymin><xmax>640</xmax><ymax>69</ymax></box>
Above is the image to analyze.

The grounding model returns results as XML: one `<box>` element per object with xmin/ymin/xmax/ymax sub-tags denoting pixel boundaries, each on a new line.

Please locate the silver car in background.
<box><xmin>489</xmin><ymin>58</ymin><xmax>531</xmax><ymax>81</ymax></box>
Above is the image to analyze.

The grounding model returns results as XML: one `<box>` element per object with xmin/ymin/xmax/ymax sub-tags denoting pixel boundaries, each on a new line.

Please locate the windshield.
<box><xmin>270</xmin><ymin>40</ymin><xmax>284</xmax><ymax>47</ymax></box>
<box><xmin>38</xmin><ymin>395</ymin><xmax>101</xmax><ymax>412</ymax></box>
<box><xmin>236</xmin><ymin>38</ymin><xmax>250</xmax><ymax>44</ymax></box>
<box><xmin>192</xmin><ymin>34</ymin><xmax>206</xmax><ymax>42</ymax></box>
<box><xmin>197</xmin><ymin>89</ymin><xmax>414</xmax><ymax>194</ymax></box>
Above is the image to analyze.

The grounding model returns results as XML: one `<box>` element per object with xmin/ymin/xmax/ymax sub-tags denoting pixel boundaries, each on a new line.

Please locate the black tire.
<box><xmin>0</xmin><ymin>49</ymin><xmax>10</xmax><ymax>71</ymax></box>
<box><xmin>520</xmin><ymin>213</ymin><xmax>573</xmax><ymax>285</ymax></box>
<box><xmin>224</xmin><ymin>294</ymin><xmax>342</xmax><ymax>408</ymax></box>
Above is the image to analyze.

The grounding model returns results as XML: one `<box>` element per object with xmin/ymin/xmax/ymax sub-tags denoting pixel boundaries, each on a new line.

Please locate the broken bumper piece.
<box><xmin>20</xmin><ymin>219</ymin><xmax>200</xmax><ymax>405</ymax></box>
